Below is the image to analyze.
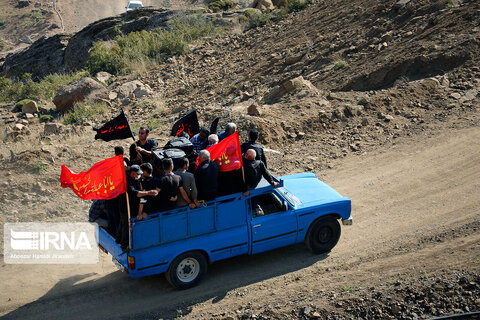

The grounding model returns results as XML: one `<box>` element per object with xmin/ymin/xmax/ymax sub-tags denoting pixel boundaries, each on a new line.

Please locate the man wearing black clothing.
<box><xmin>195</xmin><ymin>150</ymin><xmax>219</xmax><ymax>201</ymax></box>
<box><xmin>241</xmin><ymin>129</ymin><xmax>268</xmax><ymax>168</ymax></box>
<box><xmin>118</xmin><ymin>165</ymin><xmax>158</xmax><ymax>251</ymax></box>
<box><xmin>155</xmin><ymin>158</ymin><xmax>181</xmax><ymax>212</ymax></box>
<box><xmin>129</xmin><ymin>126</ymin><xmax>158</xmax><ymax>165</ymax></box>
<box><xmin>244</xmin><ymin>149</ymin><xmax>279</xmax><ymax>190</ymax></box>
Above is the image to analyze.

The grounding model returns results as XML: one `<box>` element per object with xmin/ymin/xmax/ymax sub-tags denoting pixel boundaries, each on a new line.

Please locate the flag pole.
<box><xmin>125</xmin><ymin>192</ymin><xmax>132</xmax><ymax>249</ymax></box>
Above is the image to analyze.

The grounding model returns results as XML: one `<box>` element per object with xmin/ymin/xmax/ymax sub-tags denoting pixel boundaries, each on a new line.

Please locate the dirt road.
<box><xmin>0</xmin><ymin>125</ymin><xmax>478</xmax><ymax>319</ymax></box>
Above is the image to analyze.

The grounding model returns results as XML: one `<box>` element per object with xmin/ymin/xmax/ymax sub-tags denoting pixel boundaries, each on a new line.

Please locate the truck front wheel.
<box><xmin>305</xmin><ymin>216</ymin><xmax>341</xmax><ymax>254</ymax></box>
<box><xmin>166</xmin><ymin>251</ymin><xmax>207</xmax><ymax>289</ymax></box>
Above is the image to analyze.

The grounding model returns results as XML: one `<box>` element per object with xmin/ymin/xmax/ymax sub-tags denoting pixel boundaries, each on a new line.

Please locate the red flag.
<box><xmin>60</xmin><ymin>155</ymin><xmax>127</xmax><ymax>200</ymax></box>
<box><xmin>198</xmin><ymin>131</ymin><xmax>243</xmax><ymax>172</ymax></box>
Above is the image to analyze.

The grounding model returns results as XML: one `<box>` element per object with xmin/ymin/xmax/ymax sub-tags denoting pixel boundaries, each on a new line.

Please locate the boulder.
<box><xmin>17</xmin><ymin>0</ymin><xmax>30</xmax><ymax>8</ymax></box>
<box><xmin>95</xmin><ymin>72</ymin><xmax>112</xmax><ymax>85</ymax></box>
<box><xmin>44</xmin><ymin>123</ymin><xmax>63</xmax><ymax>135</ymax></box>
<box><xmin>247</xmin><ymin>103</ymin><xmax>261</xmax><ymax>116</ymax></box>
<box><xmin>53</xmin><ymin>77</ymin><xmax>108</xmax><ymax>112</ymax></box>
<box><xmin>22</xmin><ymin>100</ymin><xmax>39</xmax><ymax>114</ymax></box>
<box><xmin>254</xmin><ymin>0</ymin><xmax>275</xmax><ymax>11</ymax></box>
<box><xmin>344</xmin><ymin>104</ymin><xmax>364</xmax><ymax>117</ymax></box>
<box><xmin>282</xmin><ymin>76</ymin><xmax>318</xmax><ymax>93</ymax></box>
<box><xmin>14</xmin><ymin>123</ymin><xmax>25</xmax><ymax>131</ymax></box>
<box><xmin>117</xmin><ymin>80</ymin><xmax>146</xmax><ymax>99</ymax></box>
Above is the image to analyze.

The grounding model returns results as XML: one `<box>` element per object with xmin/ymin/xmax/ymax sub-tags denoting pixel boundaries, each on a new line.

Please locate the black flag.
<box><xmin>93</xmin><ymin>110</ymin><xmax>134</xmax><ymax>142</ymax></box>
<box><xmin>210</xmin><ymin>117</ymin><xmax>219</xmax><ymax>134</ymax></box>
<box><xmin>171</xmin><ymin>110</ymin><xmax>200</xmax><ymax>137</ymax></box>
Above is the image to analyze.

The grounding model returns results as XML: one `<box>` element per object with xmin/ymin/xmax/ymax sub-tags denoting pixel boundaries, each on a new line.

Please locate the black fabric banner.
<box><xmin>171</xmin><ymin>110</ymin><xmax>200</xmax><ymax>137</ymax></box>
<box><xmin>93</xmin><ymin>110</ymin><xmax>134</xmax><ymax>142</ymax></box>
<box><xmin>210</xmin><ymin>117</ymin><xmax>219</xmax><ymax>134</ymax></box>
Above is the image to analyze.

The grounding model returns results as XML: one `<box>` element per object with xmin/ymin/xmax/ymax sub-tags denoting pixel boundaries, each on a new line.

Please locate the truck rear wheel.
<box><xmin>166</xmin><ymin>251</ymin><xmax>207</xmax><ymax>289</ymax></box>
<box><xmin>305</xmin><ymin>216</ymin><xmax>341</xmax><ymax>254</ymax></box>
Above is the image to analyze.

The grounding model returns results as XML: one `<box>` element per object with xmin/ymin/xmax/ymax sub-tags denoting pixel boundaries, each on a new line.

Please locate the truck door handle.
<box><xmin>253</xmin><ymin>224</ymin><xmax>261</xmax><ymax>228</ymax></box>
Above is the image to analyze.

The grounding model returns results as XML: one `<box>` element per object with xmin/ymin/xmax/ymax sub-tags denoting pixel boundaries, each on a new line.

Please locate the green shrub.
<box><xmin>63</xmin><ymin>101</ymin><xmax>107</xmax><ymax>125</ymax></box>
<box><xmin>35</xmin><ymin>158</ymin><xmax>47</xmax><ymax>174</ymax></box>
<box><xmin>87</xmin><ymin>16</ymin><xmax>222</xmax><ymax>75</ymax></box>
<box><xmin>0</xmin><ymin>71</ymin><xmax>89</xmax><ymax>103</ymax></box>
<box><xmin>207</xmin><ymin>0</ymin><xmax>237</xmax><ymax>12</ymax></box>
<box><xmin>40</xmin><ymin>114</ymin><xmax>54</xmax><ymax>122</ymax></box>
<box><xmin>284</xmin><ymin>0</ymin><xmax>310</xmax><ymax>13</ymax></box>
<box><xmin>244</xmin><ymin>10</ymin><xmax>271</xmax><ymax>29</ymax></box>
<box><xmin>334</xmin><ymin>59</ymin><xmax>348</xmax><ymax>70</ymax></box>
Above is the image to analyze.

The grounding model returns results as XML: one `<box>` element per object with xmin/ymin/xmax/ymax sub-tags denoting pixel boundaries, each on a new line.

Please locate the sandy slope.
<box><xmin>0</xmin><ymin>125</ymin><xmax>478</xmax><ymax>319</ymax></box>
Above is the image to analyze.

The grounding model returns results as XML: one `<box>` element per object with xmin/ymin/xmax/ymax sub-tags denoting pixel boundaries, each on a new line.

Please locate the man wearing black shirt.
<box><xmin>241</xmin><ymin>129</ymin><xmax>268</xmax><ymax>168</ymax></box>
<box><xmin>155</xmin><ymin>158</ymin><xmax>181</xmax><ymax>212</ymax></box>
<box><xmin>244</xmin><ymin>149</ymin><xmax>279</xmax><ymax>191</ymax></box>
<box><xmin>195</xmin><ymin>150</ymin><xmax>219</xmax><ymax>201</ymax></box>
<box><xmin>118</xmin><ymin>165</ymin><xmax>158</xmax><ymax>251</ymax></box>
<box><xmin>129</xmin><ymin>126</ymin><xmax>158</xmax><ymax>165</ymax></box>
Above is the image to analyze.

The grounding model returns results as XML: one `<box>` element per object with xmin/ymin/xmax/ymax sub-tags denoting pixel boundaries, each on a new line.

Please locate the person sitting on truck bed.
<box><xmin>129</xmin><ymin>126</ymin><xmax>158</xmax><ymax>165</ymax></box>
<box><xmin>207</xmin><ymin>134</ymin><xmax>219</xmax><ymax>148</ymax></box>
<box><xmin>174</xmin><ymin>157</ymin><xmax>199</xmax><ymax>209</ymax></box>
<box><xmin>137</xmin><ymin>163</ymin><xmax>159</xmax><ymax>219</ymax></box>
<box><xmin>217</xmin><ymin>122</ymin><xmax>237</xmax><ymax>142</ymax></box>
<box><xmin>155</xmin><ymin>158</ymin><xmax>181</xmax><ymax>212</ymax></box>
<box><xmin>244</xmin><ymin>149</ymin><xmax>279</xmax><ymax>192</ymax></box>
<box><xmin>241</xmin><ymin>129</ymin><xmax>268</xmax><ymax>168</ymax></box>
<box><xmin>195</xmin><ymin>150</ymin><xmax>219</xmax><ymax>201</ymax></box>
<box><xmin>118</xmin><ymin>165</ymin><xmax>158</xmax><ymax>251</ymax></box>
<box><xmin>190</xmin><ymin>127</ymin><xmax>209</xmax><ymax>153</ymax></box>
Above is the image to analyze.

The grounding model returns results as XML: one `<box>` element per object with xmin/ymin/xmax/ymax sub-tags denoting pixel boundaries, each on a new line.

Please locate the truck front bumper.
<box><xmin>342</xmin><ymin>217</ymin><xmax>353</xmax><ymax>225</ymax></box>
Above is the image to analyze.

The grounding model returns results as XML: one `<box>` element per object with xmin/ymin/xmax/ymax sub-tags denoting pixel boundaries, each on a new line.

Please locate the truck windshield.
<box><xmin>277</xmin><ymin>187</ymin><xmax>301</xmax><ymax>207</ymax></box>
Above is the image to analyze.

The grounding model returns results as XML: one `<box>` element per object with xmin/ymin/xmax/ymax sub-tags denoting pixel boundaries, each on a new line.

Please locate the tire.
<box><xmin>305</xmin><ymin>216</ymin><xmax>341</xmax><ymax>254</ymax></box>
<box><xmin>165</xmin><ymin>251</ymin><xmax>207</xmax><ymax>290</ymax></box>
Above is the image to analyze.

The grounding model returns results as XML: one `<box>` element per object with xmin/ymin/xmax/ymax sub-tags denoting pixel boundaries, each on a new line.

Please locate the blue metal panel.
<box><xmin>190</xmin><ymin>206</ymin><xmax>216</xmax><ymax>236</ymax></box>
<box><xmin>132</xmin><ymin>218</ymin><xmax>160</xmax><ymax>250</ymax></box>
<box><xmin>161</xmin><ymin>212</ymin><xmax>187</xmax><ymax>243</ymax></box>
<box><xmin>217</xmin><ymin>196</ymin><xmax>246</xmax><ymax>230</ymax></box>
<box><xmin>97</xmin><ymin>228</ymin><xmax>127</xmax><ymax>267</ymax></box>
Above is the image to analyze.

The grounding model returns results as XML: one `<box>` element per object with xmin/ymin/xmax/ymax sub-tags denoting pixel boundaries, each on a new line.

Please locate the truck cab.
<box><xmin>98</xmin><ymin>172</ymin><xmax>352</xmax><ymax>289</ymax></box>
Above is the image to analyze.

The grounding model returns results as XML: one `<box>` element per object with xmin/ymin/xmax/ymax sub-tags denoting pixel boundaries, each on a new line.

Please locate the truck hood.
<box><xmin>278</xmin><ymin>172</ymin><xmax>348</xmax><ymax>207</ymax></box>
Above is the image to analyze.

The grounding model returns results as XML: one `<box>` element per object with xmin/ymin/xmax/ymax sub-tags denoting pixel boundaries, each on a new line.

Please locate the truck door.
<box><xmin>249</xmin><ymin>192</ymin><xmax>297</xmax><ymax>255</ymax></box>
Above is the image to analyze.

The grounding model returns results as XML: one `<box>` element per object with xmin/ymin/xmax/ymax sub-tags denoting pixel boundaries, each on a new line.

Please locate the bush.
<box><xmin>87</xmin><ymin>16</ymin><xmax>221</xmax><ymax>75</ymax></box>
<box><xmin>40</xmin><ymin>114</ymin><xmax>54</xmax><ymax>122</ymax></box>
<box><xmin>244</xmin><ymin>9</ymin><xmax>271</xmax><ymax>29</ymax></box>
<box><xmin>0</xmin><ymin>71</ymin><xmax>89</xmax><ymax>103</ymax></box>
<box><xmin>207</xmin><ymin>0</ymin><xmax>237</xmax><ymax>12</ymax></box>
<box><xmin>334</xmin><ymin>59</ymin><xmax>348</xmax><ymax>70</ymax></box>
<box><xmin>63</xmin><ymin>101</ymin><xmax>107</xmax><ymax>125</ymax></box>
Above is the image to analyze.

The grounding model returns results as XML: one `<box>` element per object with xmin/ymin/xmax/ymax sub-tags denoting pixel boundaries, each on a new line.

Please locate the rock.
<box><xmin>247</xmin><ymin>103</ymin><xmax>261</xmax><ymax>116</ymax></box>
<box><xmin>254</xmin><ymin>0</ymin><xmax>275</xmax><ymax>11</ymax></box>
<box><xmin>20</xmin><ymin>119</ymin><xmax>29</xmax><ymax>125</ymax></box>
<box><xmin>421</xmin><ymin>78</ymin><xmax>440</xmax><ymax>88</ymax></box>
<box><xmin>344</xmin><ymin>104</ymin><xmax>364</xmax><ymax>117</ymax></box>
<box><xmin>17</xmin><ymin>0</ymin><xmax>30</xmax><ymax>8</ymax></box>
<box><xmin>133</xmin><ymin>84</ymin><xmax>152</xmax><ymax>98</ymax></box>
<box><xmin>451</xmin><ymin>92</ymin><xmax>461</xmax><ymax>100</ymax></box>
<box><xmin>53</xmin><ymin>77</ymin><xmax>108</xmax><ymax>112</ymax></box>
<box><xmin>285</xmin><ymin>54</ymin><xmax>303</xmax><ymax>65</ymax></box>
<box><xmin>95</xmin><ymin>72</ymin><xmax>112</xmax><ymax>85</ymax></box>
<box><xmin>384</xmin><ymin>114</ymin><xmax>394</xmax><ymax>121</ymax></box>
<box><xmin>108</xmin><ymin>91</ymin><xmax>118</xmax><ymax>100</ymax></box>
<box><xmin>391</xmin><ymin>305</ymin><xmax>401</xmax><ymax>314</ymax></box>
<box><xmin>392</xmin><ymin>0</ymin><xmax>410</xmax><ymax>10</ymax></box>
<box><xmin>44</xmin><ymin>123</ymin><xmax>63</xmax><ymax>135</ymax></box>
<box><xmin>22</xmin><ymin>100</ymin><xmax>39</xmax><ymax>113</ymax></box>
<box><xmin>24</xmin><ymin>113</ymin><xmax>34</xmax><ymax>120</ymax></box>
<box><xmin>381</xmin><ymin>31</ymin><xmax>393</xmax><ymax>42</ymax></box>
<box><xmin>14</xmin><ymin>123</ymin><xmax>24</xmax><ymax>131</ymax></box>
<box><xmin>117</xmin><ymin>80</ymin><xmax>146</xmax><ymax>99</ymax></box>
<box><xmin>283</xmin><ymin>76</ymin><xmax>317</xmax><ymax>93</ymax></box>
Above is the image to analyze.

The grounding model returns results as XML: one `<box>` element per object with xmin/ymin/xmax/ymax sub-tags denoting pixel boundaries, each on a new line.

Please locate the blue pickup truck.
<box><xmin>98</xmin><ymin>172</ymin><xmax>352</xmax><ymax>289</ymax></box>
